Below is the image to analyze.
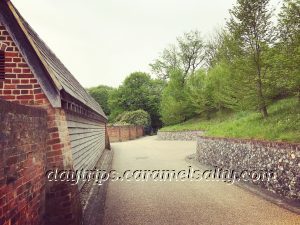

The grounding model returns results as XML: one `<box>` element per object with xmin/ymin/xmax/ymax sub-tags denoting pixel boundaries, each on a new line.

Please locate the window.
<box><xmin>0</xmin><ymin>51</ymin><xmax>4</xmax><ymax>80</ymax></box>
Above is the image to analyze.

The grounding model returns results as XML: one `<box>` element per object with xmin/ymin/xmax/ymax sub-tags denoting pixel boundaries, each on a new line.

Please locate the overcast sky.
<box><xmin>12</xmin><ymin>0</ymin><xmax>281</xmax><ymax>88</ymax></box>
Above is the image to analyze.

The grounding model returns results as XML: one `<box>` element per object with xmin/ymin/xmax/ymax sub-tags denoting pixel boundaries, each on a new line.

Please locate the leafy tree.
<box><xmin>205</xmin><ymin>29</ymin><xmax>228</xmax><ymax>68</ymax></box>
<box><xmin>205</xmin><ymin>29</ymin><xmax>262</xmax><ymax>111</ymax></box>
<box><xmin>185</xmin><ymin>70</ymin><xmax>215</xmax><ymax>119</ymax></box>
<box><xmin>108</xmin><ymin>72</ymin><xmax>164</xmax><ymax>128</ymax></box>
<box><xmin>149</xmin><ymin>45</ymin><xmax>179</xmax><ymax>80</ymax></box>
<box><xmin>205</xmin><ymin>63</ymin><xmax>237</xmax><ymax>111</ymax></box>
<box><xmin>276</xmin><ymin>0</ymin><xmax>300</xmax><ymax>101</ymax></box>
<box><xmin>160</xmin><ymin>69</ymin><xmax>193</xmax><ymax>125</ymax></box>
<box><xmin>87</xmin><ymin>85</ymin><xmax>113</xmax><ymax>115</ymax></box>
<box><xmin>108</xmin><ymin>88</ymin><xmax>125</xmax><ymax>121</ymax></box>
<box><xmin>115</xmin><ymin>110</ymin><xmax>151</xmax><ymax>126</ymax></box>
<box><xmin>227</xmin><ymin>0</ymin><xmax>274</xmax><ymax>117</ymax></box>
<box><xmin>150</xmin><ymin>30</ymin><xmax>206</xmax><ymax>80</ymax></box>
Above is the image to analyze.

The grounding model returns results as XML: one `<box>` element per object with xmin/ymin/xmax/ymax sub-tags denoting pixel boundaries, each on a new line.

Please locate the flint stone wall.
<box><xmin>157</xmin><ymin>131</ymin><xmax>204</xmax><ymax>141</ymax></box>
<box><xmin>196</xmin><ymin>136</ymin><xmax>300</xmax><ymax>200</ymax></box>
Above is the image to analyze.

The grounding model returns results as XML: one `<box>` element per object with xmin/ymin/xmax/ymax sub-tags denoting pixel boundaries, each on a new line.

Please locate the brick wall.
<box><xmin>129</xmin><ymin>126</ymin><xmax>137</xmax><ymax>140</ymax></box>
<box><xmin>0</xmin><ymin>23</ymin><xmax>48</xmax><ymax>106</ymax></box>
<box><xmin>106</xmin><ymin>126</ymin><xmax>120</xmax><ymax>143</ymax></box>
<box><xmin>137</xmin><ymin>126</ymin><xmax>144</xmax><ymax>138</ymax></box>
<box><xmin>44</xmin><ymin>108</ymin><xmax>82</xmax><ymax>225</ymax></box>
<box><xmin>0</xmin><ymin>23</ymin><xmax>82</xmax><ymax>225</ymax></box>
<box><xmin>107</xmin><ymin>126</ymin><xmax>144</xmax><ymax>142</ymax></box>
<box><xmin>0</xmin><ymin>99</ymin><xmax>48</xmax><ymax>225</ymax></box>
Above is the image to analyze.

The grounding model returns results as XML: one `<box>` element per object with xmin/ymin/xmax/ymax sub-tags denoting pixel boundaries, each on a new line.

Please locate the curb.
<box><xmin>83</xmin><ymin>149</ymin><xmax>114</xmax><ymax>225</ymax></box>
<box><xmin>185</xmin><ymin>154</ymin><xmax>300</xmax><ymax>215</ymax></box>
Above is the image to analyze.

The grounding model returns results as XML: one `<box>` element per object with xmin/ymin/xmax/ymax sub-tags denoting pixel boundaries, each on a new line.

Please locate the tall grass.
<box><xmin>160</xmin><ymin>98</ymin><xmax>300</xmax><ymax>142</ymax></box>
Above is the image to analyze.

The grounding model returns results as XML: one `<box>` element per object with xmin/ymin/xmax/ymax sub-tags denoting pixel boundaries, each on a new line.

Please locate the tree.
<box><xmin>149</xmin><ymin>45</ymin><xmax>179</xmax><ymax>80</ymax></box>
<box><xmin>277</xmin><ymin>0</ymin><xmax>300</xmax><ymax>101</ymax></box>
<box><xmin>160</xmin><ymin>69</ymin><xmax>193</xmax><ymax>125</ymax></box>
<box><xmin>227</xmin><ymin>0</ymin><xmax>274</xmax><ymax>117</ymax></box>
<box><xmin>87</xmin><ymin>85</ymin><xmax>113</xmax><ymax>115</ymax></box>
<box><xmin>150</xmin><ymin>30</ymin><xmax>206</xmax><ymax>80</ymax></box>
<box><xmin>205</xmin><ymin>29</ymin><xmax>227</xmax><ymax>68</ymax></box>
<box><xmin>114</xmin><ymin>110</ymin><xmax>151</xmax><ymax>126</ymax></box>
<box><xmin>108</xmin><ymin>72</ymin><xmax>164</xmax><ymax>128</ymax></box>
<box><xmin>186</xmin><ymin>70</ymin><xmax>215</xmax><ymax>119</ymax></box>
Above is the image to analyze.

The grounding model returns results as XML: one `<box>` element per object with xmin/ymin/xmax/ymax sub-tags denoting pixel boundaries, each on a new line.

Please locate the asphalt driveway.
<box><xmin>103</xmin><ymin>136</ymin><xmax>299</xmax><ymax>225</ymax></box>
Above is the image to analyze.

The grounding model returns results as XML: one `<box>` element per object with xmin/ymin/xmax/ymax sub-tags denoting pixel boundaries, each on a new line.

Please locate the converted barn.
<box><xmin>0</xmin><ymin>0</ymin><xmax>109</xmax><ymax>224</ymax></box>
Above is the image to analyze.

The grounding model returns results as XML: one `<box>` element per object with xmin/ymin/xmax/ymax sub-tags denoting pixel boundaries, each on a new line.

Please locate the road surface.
<box><xmin>103</xmin><ymin>136</ymin><xmax>299</xmax><ymax>225</ymax></box>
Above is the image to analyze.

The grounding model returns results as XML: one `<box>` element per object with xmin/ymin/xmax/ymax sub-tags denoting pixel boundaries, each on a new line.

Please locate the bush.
<box><xmin>115</xmin><ymin>110</ymin><xmax>150</xmax><ymax>126</ymax></box>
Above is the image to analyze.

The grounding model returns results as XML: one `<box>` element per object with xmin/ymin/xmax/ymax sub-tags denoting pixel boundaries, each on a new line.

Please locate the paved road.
<box><xmin>103</xmin><ymin>136</ymin><xmax>300</xmax><ymax>225</ymax></box>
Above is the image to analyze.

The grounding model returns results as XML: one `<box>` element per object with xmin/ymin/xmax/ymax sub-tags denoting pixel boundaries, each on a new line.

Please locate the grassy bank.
<box><xmin>160</xmin><ymin>98</ymin><xmax>300</xmax><ymax>143</ymax></box>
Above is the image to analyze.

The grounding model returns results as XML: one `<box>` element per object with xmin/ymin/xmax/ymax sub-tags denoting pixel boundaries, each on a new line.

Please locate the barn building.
<box><xmin>0</xmin><ymin>0</ymin><xmax>109</xmax><ymax>224</ymax></box>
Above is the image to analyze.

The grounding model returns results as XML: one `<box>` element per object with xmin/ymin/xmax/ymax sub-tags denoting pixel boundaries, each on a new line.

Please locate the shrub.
<box><xmin>116</xmin><ymin>110</ymin><xmax>151</xmax><ymax>126</ymax></box>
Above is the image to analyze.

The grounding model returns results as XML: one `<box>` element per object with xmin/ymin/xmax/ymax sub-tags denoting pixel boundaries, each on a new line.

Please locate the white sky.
<box><xmin>12</xmin><ymin>0</ymin><xmax>281</xmax><ymax>88</ymax></box>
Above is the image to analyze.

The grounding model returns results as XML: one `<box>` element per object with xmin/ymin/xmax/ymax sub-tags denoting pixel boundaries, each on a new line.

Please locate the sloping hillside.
<box><xmin>161</xmin><ymin>98</ymin><xmax>300</xmax><ymax>142</ymax></box>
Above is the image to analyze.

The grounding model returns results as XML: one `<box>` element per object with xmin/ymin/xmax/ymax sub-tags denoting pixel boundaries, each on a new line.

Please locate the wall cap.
<box><xmin>198</xmin><ymin>135</ymin><xmax>300</xmax><ymax>149</ymax></box>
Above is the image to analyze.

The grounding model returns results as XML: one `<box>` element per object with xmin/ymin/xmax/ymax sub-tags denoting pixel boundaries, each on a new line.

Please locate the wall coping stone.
<box><xmin>157</xmin><ymin>130</ymin><xmax>204</xmax><ymax>141</ymax></box>
<box><xmin>0</xmin><ymin>98</ymin><xmax>47</xmax><ymax>116</ymax></box>
<box><xmin>198</xmin><ymin>135</ymin><xmax>300</xmax><ymax>150</ymax></box>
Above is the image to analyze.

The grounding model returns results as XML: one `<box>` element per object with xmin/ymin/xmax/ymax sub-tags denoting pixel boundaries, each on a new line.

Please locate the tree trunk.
<box><xmin>257</xmin><ymin>78</ymin><xmax>268</xmax><ymax>118</ymax></box>
<box><xmin>255</xmin><ymin>42</ymin><xmax>268</xmax><ymax>118</ymax></box>
<box><xmin>261</xmin><ymin>105</ymin><xmax>268</xmax><ymax>118</ymax></box>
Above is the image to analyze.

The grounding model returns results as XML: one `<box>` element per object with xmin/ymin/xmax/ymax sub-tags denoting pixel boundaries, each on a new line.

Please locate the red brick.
<box><xmin>17</xmin><ymin>63</ymin><xmax>28</xmax><ymax>67</ymax></box>
<box><xmin>35</xmin><ymin>93</ymin><xmax>46</xmax><ymax>100</ymax></box>
<box><xmin>52</xmin><ymin>133</ymin><xmax>60</xmax><ymax>141</ymax></box>
<box><xmin>18</xmin><ymin>74</ymin><xmax>33</xmax><ymax>79</ymax></box>
<box><xmin>20</xmin><ymin>90</ymin><xmax>28</xmax><ymax>94</ymax></box>
<box><xmin>46</xmin><ymin>150</ymin><xmax>62</xmax><ymax>158</ymax></box>
<box><xmin>4</xmin><ymin>84</ymin><xmax>16</xmax><ymax>89</ymax></box>
<box><xmin>4</xmin><ymin>73</ymin><xmax>15</xmax><ymax>78</ymax></box>
<box><xmin>13</xmin><ymin>58</ymin><xmax>21</xmax><ymax>63</ymax></box>
<box><xmin>12</xmin><ymin>90</ymin><xmax>20</xmax><ymax>94</ymax></box>
<box><xmin>5</xmin><ymin>63</ymin><xmax>17</xmax><ymax>67</ymax></box>
<box><xmin>34</xmin><ymin>89</ymin><xmax>42</xmax><ymax>94</ymax></box>
<box><xmin>47</xmin><ymin>138</ymin><xmax>60</xmax><ymax>145</ymax></box>
<box><xmin>52</xmin><ymin>143</ymin><xmax>62</xmax><ymax>151</ymax></box>
<box><xmin>1</xmin><ymin>95</ymin><xmax>15</xmax><ymax>100</ymax></box>
<box><xmin>11</xmin><ymin>79</ymin><xmax>20</xmax><ymax>84</ymax></box>
<box><xmin>17</xmin><ymin>95</ymin><xmax>34</xmax><ymax>100</ymax></box>
<box><xmin>13</xmin><ymin>68</ymin><xmax>21</xmax><ymax>73</ymax></box>
<box><xmin>3</xmin><ymin>90</ymin><xmax>11</xmax><ymax>94</ymax></box>
<box><xmin>48</xmin><ymin>127</ymin><xmax>59</xmax><ymax>133</ymax></box>
<box><xmin>22</xmin><ymin>68</ymin><xmax>31</xmax><ymax>73</ymax></box>
<box><xmin>17</xmin><ymin>84</ymin><xmax>32</xmax><ymax>89</ymax></box>
<box><xmin>20</xmin><ymin>79</ymin><xmax>29</xmax><ymax>84</ymax></box>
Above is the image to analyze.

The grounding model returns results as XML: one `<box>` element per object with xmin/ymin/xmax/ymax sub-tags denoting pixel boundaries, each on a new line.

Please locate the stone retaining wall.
<box><xmin>157</xmin><ymin>131</ymin><xmax>204</xmax><ymax>141</ymax></box>
<box><xmin>196</xmin><ymin>136</ymin><xmax>300</xmax><ymax>200</ymax></box>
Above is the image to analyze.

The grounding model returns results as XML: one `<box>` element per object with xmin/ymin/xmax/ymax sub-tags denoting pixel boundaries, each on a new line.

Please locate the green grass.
<box><xmin>160</xmin><ymin>98</ymin><xmax>300</xmax><ymax>143</ymax></box>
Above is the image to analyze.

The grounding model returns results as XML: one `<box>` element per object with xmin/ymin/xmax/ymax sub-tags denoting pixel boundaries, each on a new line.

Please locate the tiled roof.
<box><xmin>11</xmin><ymin>3</ymin><xmax>106</xmax><ymax>118</ymax></box>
